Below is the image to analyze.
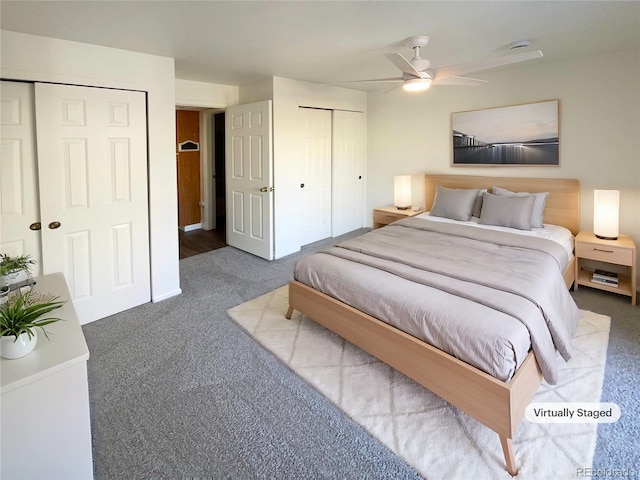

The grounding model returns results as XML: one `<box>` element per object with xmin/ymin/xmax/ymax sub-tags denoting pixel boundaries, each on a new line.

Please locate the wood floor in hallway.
<box><xmin>179</xmin><ymin>227</ymin><xmax>226</xmax><ymax>259</ymax></box>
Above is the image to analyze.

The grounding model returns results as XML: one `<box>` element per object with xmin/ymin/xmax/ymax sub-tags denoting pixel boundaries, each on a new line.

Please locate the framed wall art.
<box><xmin>452</xmin><ymin>100</ymin><xmax>559</xmax><ymax>166</ymax></box>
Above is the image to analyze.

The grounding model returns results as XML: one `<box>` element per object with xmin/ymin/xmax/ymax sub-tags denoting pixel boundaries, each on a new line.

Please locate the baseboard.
<box><xmin>152</xmin><ymin>288</ymin><xmax>183</xmax><ymax>302</ymax></box>
<box><xmin>179</xmin><ymin>223</ymin><xmax>201</xmax><ymax>232</ymax></box>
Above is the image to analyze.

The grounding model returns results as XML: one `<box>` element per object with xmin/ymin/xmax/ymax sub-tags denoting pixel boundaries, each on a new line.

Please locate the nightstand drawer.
<box><xmin>575</xmin><ymin>242</ymin><xmax>633</xmax><ymax>266</ymax></box>
<box><xmin>374</xmin><ymin>211</ymin><xmax>404</xmax><ymax>225</ymax></box>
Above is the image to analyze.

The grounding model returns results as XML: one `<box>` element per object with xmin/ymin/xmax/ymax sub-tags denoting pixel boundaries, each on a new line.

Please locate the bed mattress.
<box><xmin>294</xmin><ymin>216</ymin><xmax>580</xmax><ymax>384</ymax></box>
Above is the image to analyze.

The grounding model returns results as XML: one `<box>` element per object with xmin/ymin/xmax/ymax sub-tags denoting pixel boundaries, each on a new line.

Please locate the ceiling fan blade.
<box><xmin>384</xmin><ymin>53</ymin><xmax>422</xmax><ymax>77</ymax></box>
<box><xmin>431</xmin><ymin>76</ymin><xmax>488</xmax><ymax>86</ymax></box>
<box><xmin>432</xmin><ymin>50</ymin><xmax>543</xmax><ymax>81</ymax></box>
<box><xmin>327</xmin><ymin>77</ymin><xmax>403</xmax><ymax>85</ymax></box>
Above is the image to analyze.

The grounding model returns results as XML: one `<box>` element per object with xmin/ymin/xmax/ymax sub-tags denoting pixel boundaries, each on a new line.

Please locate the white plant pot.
<box><xmin>1</xmin><ymin>331</ymin><xmax>38</xmax><ymax>360</ymax></box>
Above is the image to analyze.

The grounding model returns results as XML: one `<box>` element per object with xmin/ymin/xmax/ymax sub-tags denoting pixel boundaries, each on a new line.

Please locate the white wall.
<box><xmin>1</xmin><ymin>30</ymin><xmax>182</xmax><ymax>303</ymax></box>
<box><xmin>368</xmin><ymin>49</ymin><xmax>640</xmax><ymax>287</ymax></box>
<box><xmin>239</xmin><ymin>77</ymin><xmax>275</xmax><ymax>105</ymax></box>
<box><xmin>175</xmin><ymin>78</ymin><xmax>239</xmax><ymax>108</ymax></box>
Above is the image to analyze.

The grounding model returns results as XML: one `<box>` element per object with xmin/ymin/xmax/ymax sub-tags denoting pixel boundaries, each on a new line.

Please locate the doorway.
<box><xmin>176</xmin><ymin>110</ymin><xmax>227</xmax><ymax>259</ymax></box>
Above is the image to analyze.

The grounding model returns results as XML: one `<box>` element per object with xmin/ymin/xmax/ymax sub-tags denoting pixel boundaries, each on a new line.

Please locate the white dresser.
<box><xmin>1</xmin><ymin>273</ymin><xmax>93</xmax><ymax>479</ymax></box>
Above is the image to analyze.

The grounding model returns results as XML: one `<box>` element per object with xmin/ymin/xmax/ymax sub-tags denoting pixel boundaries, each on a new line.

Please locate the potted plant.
<box><xmin>0</xmin><ymin>290</ymin><xmax>65</xmax><ymax>359</ymax></box>
<box><xmin>0</xmin><ymin>254</ymin><xmax>36</xmax><ymax>290</ymax></box>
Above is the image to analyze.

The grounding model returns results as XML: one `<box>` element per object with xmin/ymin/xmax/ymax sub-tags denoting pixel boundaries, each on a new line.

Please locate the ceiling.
<box><xmin>1</xmin><ymin>1</ymin><xmax>639</xmax><ymax>91</ymax></box>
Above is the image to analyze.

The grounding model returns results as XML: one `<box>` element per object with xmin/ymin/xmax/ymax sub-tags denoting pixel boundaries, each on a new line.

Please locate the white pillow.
<box><xmin>492</xmin><ymin>186</ymin><xmax>549</xmax><ymax>228</ymax></box>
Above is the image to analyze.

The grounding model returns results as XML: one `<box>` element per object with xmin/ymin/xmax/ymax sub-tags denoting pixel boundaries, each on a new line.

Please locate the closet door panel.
<box><xmin>300</xmin><ymin>108</ymin><xmax>332</xmax><ymax>245</ymax></box>
<box><xmin>332</xmin><ymin>110</ymin><xmax>365</xmax><ymax>236</ymax></box>
<box><xmin>0</xmin><ymin>81</ymin><xmax>42</xmax><ymax>272</ymax></box>
<box><xmin>35</xmin><ymin>83</ymin><xmax>150</xmax><ymax>324</ymax></box>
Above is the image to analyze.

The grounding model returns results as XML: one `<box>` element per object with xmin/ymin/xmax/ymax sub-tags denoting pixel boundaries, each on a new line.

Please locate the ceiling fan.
<box><xmin>339</xmin><ymin>36</ymin><xmax>543</xmax><ymax>92</ymax></box>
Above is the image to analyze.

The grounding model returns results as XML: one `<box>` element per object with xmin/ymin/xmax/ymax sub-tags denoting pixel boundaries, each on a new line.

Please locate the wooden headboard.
<box><xmin>424</xmin><ymin>174</ymin><xmax>580</xmax><ymax>235</ymax></box>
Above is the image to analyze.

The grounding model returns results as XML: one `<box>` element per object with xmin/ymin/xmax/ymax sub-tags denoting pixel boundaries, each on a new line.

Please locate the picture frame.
<box><xmin>451</xmin><ymin>100</ymin><xmax>559</xmax><ymax>166</ymax></box>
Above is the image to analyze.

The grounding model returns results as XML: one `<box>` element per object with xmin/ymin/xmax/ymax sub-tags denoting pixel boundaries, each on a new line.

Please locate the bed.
<box><xmin>285</xmin><ymin>174</ymin><xmax>580</xmax><ymax>475</ymax></box>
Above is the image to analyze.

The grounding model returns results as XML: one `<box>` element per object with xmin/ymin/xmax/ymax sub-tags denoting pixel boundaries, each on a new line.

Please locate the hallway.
<box><xmin>178</xmin><ymin>227</ymin><xmax>226</xmax><ymax>259</ymax></box>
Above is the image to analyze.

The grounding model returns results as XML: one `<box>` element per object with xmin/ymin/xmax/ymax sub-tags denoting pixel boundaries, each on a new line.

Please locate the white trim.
<box><xmin>152</xmin><ymin>288</ymin><xmax>183</xmax><ymax>303</ymax></box>
<box><xmin>180</xmin><ymin>223</ymin><xmax>202</xmax><ymax>232</ymax></box>
<box><xmin>199</xmin><ymin>110</ymin><xmax>215</xmax><ymax>230</ymax></box>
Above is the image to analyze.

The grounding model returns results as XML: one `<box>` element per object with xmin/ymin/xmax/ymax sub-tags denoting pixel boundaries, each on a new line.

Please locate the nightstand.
<box><xmin>574</xmin><ymin>231</ymin><xmax>636</xmax><ymax>305</ymax></box>
<box><xmin>373</xmin><ymin>206</ymin><xmax>425</xmax><ymax>229</ymax></box>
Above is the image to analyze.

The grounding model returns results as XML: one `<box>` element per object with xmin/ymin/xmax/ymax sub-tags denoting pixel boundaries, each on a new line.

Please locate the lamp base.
<box><xmin>395</xmin><ymin>206</ymin><xmax>410</xmax><ymax>210</ymax></box>
<box><xmin>595</xmin><ymin>234</ymin><xmax>618</xmax><ymax>241</ymax></box>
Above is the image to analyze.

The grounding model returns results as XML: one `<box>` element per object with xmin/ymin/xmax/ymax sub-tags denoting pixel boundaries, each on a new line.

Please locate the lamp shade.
<box><xmin>394</xmin><ymin>175</ymin><xmax>412</xmax><ymax>210</ymax></box>
<box><xmin>593</xmin><ymin>189</ymin><xmax>620</xmax><ymax>240</ymax></box>
<box><xmin>403</xmin><ymin>78</ymin><xmax>431</xmax><ymax>92</ymax></box>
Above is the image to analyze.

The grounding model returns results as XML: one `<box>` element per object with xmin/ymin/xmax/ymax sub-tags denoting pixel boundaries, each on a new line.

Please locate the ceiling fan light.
<box><xmin>403</xmin><ymin>78</ymin><xmax>431</xmax><ymax>92</ymax></box>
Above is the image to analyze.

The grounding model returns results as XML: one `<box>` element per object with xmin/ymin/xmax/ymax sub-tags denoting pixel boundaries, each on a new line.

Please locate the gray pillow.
<box><xmin>478</xmin><ymin>192</ymin><xmax>536</xmax><ymax>230</ymax></box>
<box><xmin>473</xmin><ymin>189</ymin><xmax>488</xmax><ymax>217</ymax></box>
<box><xmin>430</xmin><ymin>186</ymin><xmax>480</xmax><ymax>221</ymax></box>
<box><xmin>492</xmin><ymin>186</ymin><xmax>549</xmax><ymax>228</ymax></box>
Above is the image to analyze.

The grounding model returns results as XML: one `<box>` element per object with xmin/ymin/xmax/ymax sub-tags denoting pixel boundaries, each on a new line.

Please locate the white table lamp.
<box><xmin>593</xmin><ymin>189</ymin><xmax>620</xmax><ymax>240</ymax></box>
<box><xmin>394</xmin><ymin>175</ymin><xmax>412</xmax><ymax>210</ymax></box>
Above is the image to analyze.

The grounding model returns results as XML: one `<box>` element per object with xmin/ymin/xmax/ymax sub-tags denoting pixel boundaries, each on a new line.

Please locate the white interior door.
<box><xmin>225</xmin><ymin>100</ymin><xmax>273</xmax><ymax>260</ymax></box>
<box><xmin>300</xmin><ymin>108</ymin><xmax>332</xmax><ymax>245</ymax></box>
<box><xmin>332</xmin><ymin>110</ymin><xmax>365</xmax><ymax>236</ymax></box>
<box><xmin>35</xmin><ymin>83</ymin><xmax>150</xmax><ymax>324</ymax></box>
<box><xmin>0</xmin><ymin>81</ymin><xmax>42</xmax><ymax>275</ymax></box>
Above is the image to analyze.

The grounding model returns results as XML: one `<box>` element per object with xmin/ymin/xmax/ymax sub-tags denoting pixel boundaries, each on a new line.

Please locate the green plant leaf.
<box><xmin>0</xmin><ymin>289</ymin><xmax>65</xmax><ymax>339</ymax></box>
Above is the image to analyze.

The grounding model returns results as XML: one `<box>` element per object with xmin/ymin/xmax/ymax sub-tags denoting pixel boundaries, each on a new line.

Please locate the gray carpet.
<box><xmin>83</xmin><ymin>232</ymin><xmax>640</xmax><ymax>478</ymax></box>
<box><xmin>570</xmin><ymin>287</ymin><xmax>640</xmax><ymax>474</ymax></box>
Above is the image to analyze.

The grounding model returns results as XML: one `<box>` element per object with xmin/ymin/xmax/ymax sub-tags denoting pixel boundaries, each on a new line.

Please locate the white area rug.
<box><xmin>228</xmin><ymin>286</ymin><xmax>611</xmax><ymax>480</ymax></box>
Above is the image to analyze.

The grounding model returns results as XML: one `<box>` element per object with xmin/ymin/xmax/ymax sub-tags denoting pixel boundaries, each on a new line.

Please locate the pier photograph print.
<box><xmin>452</xmin><ymin>100</ymin><xmax>559</xmax><ymax>166</ymax></box>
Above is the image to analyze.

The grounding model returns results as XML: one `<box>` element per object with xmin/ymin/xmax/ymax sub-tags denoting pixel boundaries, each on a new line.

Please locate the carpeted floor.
<box><xmin>84</xmin><ymin>231</ymin><xmax>421</xmax><ymax>479</ymax></box>
<box><xmin>570</xmin><ymin>286</ymin><xmax>640</xmax><ymax>475</ymax></box>
<box><xmin>82</xmin><ymin>235</ymin><xmax>640</xmax><ymax>479</ymax></box>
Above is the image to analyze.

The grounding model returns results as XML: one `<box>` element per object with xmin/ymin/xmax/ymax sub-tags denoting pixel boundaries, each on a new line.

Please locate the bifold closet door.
<box><xmin>35</xmin><ymin>83</ymin><xmax>150</xmax><ymax>324</ymax></box>
<box><xmin>0</xmin><ymin>81</ymin><xmax>43</xmax><ymax>273</ymax></box>
<box><xmin>332</xmin><ymin>110</ymin><xmax>365</xmax><ymax>236</ymax></box>
<box><xmin>300</xmin><ymin>108</ymin><xmax>332</xmax><ymax>246</ymax></box>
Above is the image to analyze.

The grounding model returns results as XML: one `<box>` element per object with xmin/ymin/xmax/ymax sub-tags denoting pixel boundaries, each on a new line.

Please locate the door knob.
<box><xmin>48</xmin><ymin>221</ymin><xmax>61</xmax><ymax>229</ymax></box>
<box><xmin>300</xmin><ymin>183</ymin><xmax>305</xmax><ymax>188</ymax></box>
<box><xmin>29</xmin><ymin>222</ymin><xmax>42</xmax><ymax>231</ymax></box>
<box><xmin>259</xmin><ymin>187</ymin><xmax>268</xmax><ymax>192</ymax></box>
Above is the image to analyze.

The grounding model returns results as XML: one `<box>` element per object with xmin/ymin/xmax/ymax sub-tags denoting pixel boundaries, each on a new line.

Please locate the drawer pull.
<box><xmin>593</xmin><ymin>248</ymin><xmax>614</xmax><ymax>253</ymax></box>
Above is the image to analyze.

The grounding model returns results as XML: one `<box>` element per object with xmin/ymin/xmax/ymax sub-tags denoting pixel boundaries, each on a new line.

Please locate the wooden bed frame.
<box><xmin>285</xmin><ymin>174</ymin><xmax>580</xmax><ymax>475</ymax></box>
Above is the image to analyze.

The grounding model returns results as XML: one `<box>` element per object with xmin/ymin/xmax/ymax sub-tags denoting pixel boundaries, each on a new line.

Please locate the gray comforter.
<box><xmin>294</xmin><ymin>218</ymin><xmax>580</xmax><ymax>384</ymax></box>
